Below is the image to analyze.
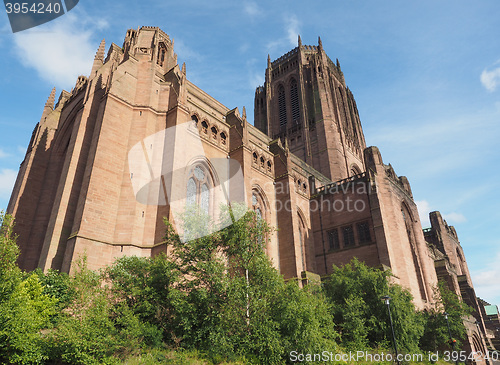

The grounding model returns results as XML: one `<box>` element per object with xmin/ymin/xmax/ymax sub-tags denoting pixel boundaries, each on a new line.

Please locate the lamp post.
<box><xmin>443</xmin><ymin>312</ymin><xmax>458</xmax><ymax>365</ymax></box>
<box><xmin>382</xmin><ymin>296</ymin><xmax>400</xmax><ymax>365</ymax></box>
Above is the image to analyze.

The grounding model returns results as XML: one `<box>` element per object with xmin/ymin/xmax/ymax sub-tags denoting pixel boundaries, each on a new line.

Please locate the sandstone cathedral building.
<box><xmin>6</xmin><ymin>26</ymin><xmax>499</xmax><ymax>360</ymax></box>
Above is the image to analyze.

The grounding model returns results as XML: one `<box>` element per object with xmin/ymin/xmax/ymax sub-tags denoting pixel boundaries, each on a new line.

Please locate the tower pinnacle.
<box><xmin>91</xmin><ymin>39</ymin><xmax>106</xmax><ymax>77</ymax></box>
<box><xmin>298</xmin><ymin>35</ymin><xmax>302</xmax><ymax>47</ymax></box>
<box><xmin>95</xmin><ymin>39</ymin><xmax>105</xmax><ymax>61</ymax></box>
<box><xmin>45</xmin><ymin>87</ymin><xmax>56</xmax><ymax>109</ymax></box>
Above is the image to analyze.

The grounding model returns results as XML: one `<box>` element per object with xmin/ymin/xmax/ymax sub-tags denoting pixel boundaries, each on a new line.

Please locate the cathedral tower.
<box><xmin>254</xmin><ymin>37</ymin><xmax>366</xmax><ymax>181</ymax></box>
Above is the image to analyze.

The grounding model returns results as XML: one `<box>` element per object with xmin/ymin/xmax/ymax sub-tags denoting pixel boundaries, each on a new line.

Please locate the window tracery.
<box><xmin>186</xmin><ymin>164</ymin><xmax>211</xmax><ymax>215</ymax></box>
<box><xmin>290</xmin><ymin>78</ymin><xmax>300</xmax><ymax>123</ymax></box>
<box><xmin>278</xmin><ymin>85</ymin><xmax>287</xmax><ymax>128</ymax></box>
<box><xmin>252</xmin><ymin>189</ymin><xmax>269</xmax><ymax>249</ymax></box>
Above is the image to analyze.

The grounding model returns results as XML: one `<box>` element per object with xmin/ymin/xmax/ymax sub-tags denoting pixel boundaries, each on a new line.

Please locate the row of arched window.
<box><xmin>252</xmin><ymin>152</ymin><xmax>272</xmax><ymax>173</ymax></box>
<box><xmin>191</xmin><ymin>115</ymin><xmax>227</xmax><ymax>146</ymax></box>
<box><xmin>296</xmin><ymin>178</ymin><xmax>307</xmax><ymax>194</ymax></box>
<box><xmin>271</xmin><ymin>59</ymin><xmax>298</xmax><ymax>78</ymax></box>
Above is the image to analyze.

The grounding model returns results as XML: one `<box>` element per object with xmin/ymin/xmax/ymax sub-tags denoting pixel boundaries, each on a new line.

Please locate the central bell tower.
<box><xmin>254</xmin><ymin>36</ymin><xmax>366</xmax><ymax>181</ymax></box>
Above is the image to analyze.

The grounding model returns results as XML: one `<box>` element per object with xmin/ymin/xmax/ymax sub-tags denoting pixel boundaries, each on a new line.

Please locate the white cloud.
<box><xmin>175</xmin><ymin>39</ymin><xmax>203</xmax><ymax>64</ymax></box>
<box><xmin>480</xmin><ymin>61</ymin><xmax>500</xmax><ymax>92</ymax></box>
<box><xmin>265</xmin><ymin>39</ymin><xmax>282</xmax><ymax>53</ymax></box>
<box><xmin>442</xmin><ymin>212</ymin><xmax>466</xmax><ymax>224</ymax></box>
<box><xmin>416</xmin><ymin>201</ymin><xmax>466</xmax><ymax>228</ymax></box>
<box><xmin>286</xmin><ymin>15</ymin><xmax>300</xmax><ymax>46</ymax></box>
<box><xmin>12</xmin><ymin>12</ymin><xmax>108</xmax><ymax>89</ymax></box>
<box><xmin>265</xmin><ymin>15</ymin><xmax>301</xmax><ymax>53</ymax></box>
<box><xmin>248</xmin><ymin>72</ymin><xmax>264</xmax><ymax>90</ymax></box>
<box><xmin>416</xmin><ymin>200</ymin><xmax>431</xmax><ymax>227</ymax></box>
<box><xmin>472</xmin><ymin>250</ymin><xmax>500</xmax><ymax>305</ymax></box>
<box><xmin>0</xmin><ymin>169</ymin><xmax>17</xmax><ymax>200</ymax></box>
<box><xmin>0</xmin><ymin>148</ymin><xmax>9</xmax><ymax>159</ymax></box>
<box><xmin>243</xmin><ymin>2</ymin><xmax>262</xmax><ymax>17</ymax></box>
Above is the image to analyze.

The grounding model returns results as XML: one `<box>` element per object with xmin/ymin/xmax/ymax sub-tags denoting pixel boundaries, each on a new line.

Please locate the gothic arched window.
<box><xmin>252</xmin><ymin>191</ymin><xmax>266</xmax><ymax>219</ymax></box>
<box><xmin>278</xmin><ymin>85</ymin><xmax>287</xmax><ymax>128</ymax></box>
<box><xmin>211</xmin><ymin>126</ymin><xmax>218</xmax><ymax>140</ymax></box>
<box><xmin>157</xmin><ymin>43</ymin><xmax>167</xmax><ymax>67</ymax></box>
<box><xmin>191</xmin><ymin>115</ymin><xmax>198</xmax><ymax>128</ymax></box>
<box><xmin>252</xmin><ymin>189</ymin><xmax>269</xmax><ymax>250</ymax></box>
<box><xmin>350</xmin><ymin>164</ymin><xmax>361</xmax><ymax>177</ymax></box>
<box><xmin>290</xmin><ymin>78</ymin><xmax>300</xmax><ymax>123</ymax></box>
<box><xmin>186</xmin><ymin>164</ymin><xmax>211</xmax><ymax>214</ymax></box>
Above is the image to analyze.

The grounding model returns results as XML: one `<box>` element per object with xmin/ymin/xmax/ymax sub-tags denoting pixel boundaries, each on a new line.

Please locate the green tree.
<box><xmin>0</xmin><ymin>212</ymin><xmax>21</xmax><ymax>299</ymax></box>
<box><xmin>36</xmin><ymin>269</ymin><xmax>73</xmax><ymax>304</ymax></box>
<box><xmin>163</xmin><ymin>204</ymin><xmax>338</xmax><ymax>364</ymax></box>
<box><xmin>47</xmin><ymin>257</ymin><xmax>162</xmax><ymax>365</ymax></box>
<box><xmin>323</xmin><ymin>258</ymin><xmax>424</xmax><ymax>354</ymax></box>
<box><xmin>419</xmin><ymin>280</ymin><xmax>472</xmax><ymax>352</ymax></box>
<box><xmin>0</xmin><ymin>212</ymin><xmax>57</xmax><ymax>364</ymax></box>
<box><xmin>104</xmin><ymin>254</ymin><xmax>179</xmax><ymax>345</ymax></box>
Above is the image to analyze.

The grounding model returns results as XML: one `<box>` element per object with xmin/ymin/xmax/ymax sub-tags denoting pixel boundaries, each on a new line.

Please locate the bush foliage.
<box><xmin>0</xmin><ymin>210</ymin><xmax>472</xmax><ymax>364</ymax></box>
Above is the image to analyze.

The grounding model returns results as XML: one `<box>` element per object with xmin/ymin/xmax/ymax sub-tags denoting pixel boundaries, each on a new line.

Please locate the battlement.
<box><xmin>271</xmin><ymin>47</ymin><xmax>298</xmax><ymax>66</ymax></box>
<box><xmin>139</xmin><ymin>26</ymin><xmax>171</xmax><ymax>43</ymax></box>
<box><xmin>270</xmin><ymin>45</ymin><xmax>321</xmax><ymax>67</ymax></box>
<box><xmin>302</xmin><ymin>45</ymin><xmax>318</xmax><ymax>52</ymax></box>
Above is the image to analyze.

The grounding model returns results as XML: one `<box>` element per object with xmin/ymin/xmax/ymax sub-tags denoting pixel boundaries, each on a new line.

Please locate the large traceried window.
<box><xmin>186</xmin><ymin>164</ymin><xmax>211</xmax><ymax>214</ymax></box>
<box><xmin>157</xmin><ymin>43</ymin><xmax>167</xmax><ymax>67</ymax></box>
<box><xmin>278</xmin><ymin>85</ymin><xmax>287</xmax><ymax>128</ymax></box>
<box><xmin>252</xmin><ymin>189</ymin><xmax>269</xmax><ymax>250</ymax></box>
<box><xmin>290</xmin><ymin>78</ymin><xmax>300</xmax><ymax>123</ymax></box>
<box><xmin>252</xmin><ymin>192</ymin><xmax>264</xmax><ymax>220</ymax></box>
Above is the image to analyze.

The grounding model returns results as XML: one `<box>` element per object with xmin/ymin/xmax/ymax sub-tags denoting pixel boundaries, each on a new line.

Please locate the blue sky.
<box><xmin>0</xmin><ymin>0</ymin><xmax>499</xmax><ymax>306</ymax></box>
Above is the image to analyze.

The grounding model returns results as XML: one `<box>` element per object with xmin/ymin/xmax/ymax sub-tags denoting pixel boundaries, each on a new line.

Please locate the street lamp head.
<box><xmin>443</xmin><ymin>312</ymin><xmax>448</xmax><ymax>320</ymax></box>
<box><xmin>381</xmin><ymin>295</ymin><xmax>391</xmax><ymax>305</ymax></box>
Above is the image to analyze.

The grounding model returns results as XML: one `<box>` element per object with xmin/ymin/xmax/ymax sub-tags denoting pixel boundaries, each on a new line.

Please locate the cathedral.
<box><xmin>6</xmin><ymin>26</ymin><xmax>498</xmax><ymax>360</ymax></box>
